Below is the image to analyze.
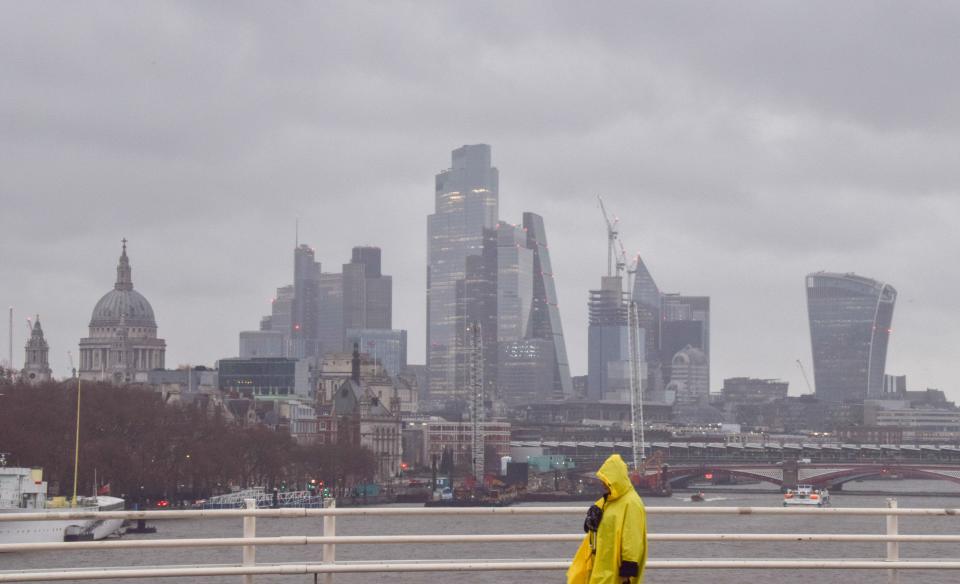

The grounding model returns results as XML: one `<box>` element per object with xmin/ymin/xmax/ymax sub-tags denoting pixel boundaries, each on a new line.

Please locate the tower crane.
<box><xmin>597</xmin><ymin>195</ymin><xmax>622</xmax><ymax>277</ymax></box>
<box><xmin>796</xmin><ymin>359</ymin><xmax>814</xmax><ymax>394</ymax></box>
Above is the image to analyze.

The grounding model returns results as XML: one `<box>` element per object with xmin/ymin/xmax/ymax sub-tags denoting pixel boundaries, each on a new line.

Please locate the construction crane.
<box><xmin>597</xmin><ymin>195</ymin><xmax>622</xmax><ymax>277</ymax></box>
<box><xmin>467</xmin><ymin>322</ymin><xmax>485</xmax><ymax>485</ymax></box>
<box><xmin>619</xmin><ymin>240</ymin><xmax>637</xmax><ymax>292</ymax></box>
<box><xmin>796</xmin><ymin>359</ymin><xmax>814</xmax><ymax>394</ymax></box>
<box><xmin>626</xmin><ymin>298</ymin><xmax>646</xmax><ymax>468</ymax></box>
<box><xmin>597</xmin><ymin>196</ymin><xmax>646</xmax><ymax>469</ymax></box>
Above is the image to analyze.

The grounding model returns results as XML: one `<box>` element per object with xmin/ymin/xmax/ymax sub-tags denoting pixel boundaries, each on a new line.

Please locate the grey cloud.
<box><xmin>1</xmin><ymin>1</ymin><xmax>958</xmax><ymax>396</ymax></box>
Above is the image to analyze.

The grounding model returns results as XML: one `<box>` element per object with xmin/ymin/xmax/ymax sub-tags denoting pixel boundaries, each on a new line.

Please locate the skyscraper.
<box><xmin>806</xmin><ymin>272</ymin><xmax>897</xmax><ymax>402</ymax></box>
<box><xmin>317</xmin><ymin>271</ymin><xmax>344</xmax><ymax>356</ymax></box>
<box><xmin>587</xmin><ymin>276</ymin><xmax>630</xmax><ymax>401</ymax></box>
<box><xmin>343</xmin><ymin>246</ymin><xmax>392</xmax><ymax>332</ymax></box>
<box><xmin>427</xmin><ymin>145</ymin><xmax>499</xmax><ymax>399</ymax></box>
<box><xmin>495</xmin><ymin>222</ymin><xmax>533</xmax><ymax>343</ymax></box>
<box><xmin>291</xmin><ymin>244</ymin><xmax>321</xmax><ymax>359</ymax></box>
<box><xmin>456</xmin><ymin>228</ymin><xmax>498</xmax><ymax>399</ymax></box>
<box><xmin>631</xmin><ymin>256</ymin><xmax>662</xmax><ymax>393</ymax></box>
<box><xmin>523</xmin><ymin>212</ymin><xmax>573</xmax><ymax>399</ymax></box>
<box><xmin>660</xmin><ymin>294</ymin><xmax>710</xmax><ymax>391</ymax></box>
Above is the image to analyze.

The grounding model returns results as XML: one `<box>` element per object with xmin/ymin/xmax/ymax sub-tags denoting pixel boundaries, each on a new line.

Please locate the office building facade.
<box><xmin>587</xmin><ymin>276</ymin><xmax>630</xmax><ymax>401</ymax></box>
<box><xmin>291</xmin><ymin>245</ymin><xmax>321</xmax><ymax>359</ymax></box>
<box><xmin>806</xmin><ymin>272</ymin><xmax>897</xmax><ymax>402</ymax></box>
<box><xmin>523</xmin><ymin>212</ymin><xmax>573</xmax><ymax>399</ymax></box>
<box><xmin>427</xmin><ymin>145</ymin><xmax>499</xmax><ymax>399</ymax></box>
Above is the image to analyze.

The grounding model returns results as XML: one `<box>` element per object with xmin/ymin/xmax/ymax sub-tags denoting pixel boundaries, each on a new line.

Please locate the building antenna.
<box><xmin>295</xmin><ymin>218</ymin><xmax>299</xmax><ymax>248</ymax></box>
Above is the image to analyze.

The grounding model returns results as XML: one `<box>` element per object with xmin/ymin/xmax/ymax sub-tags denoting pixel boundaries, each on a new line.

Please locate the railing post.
<box><xmin>323</xmin><ymin>497</ymin><xmax>336</xmax><ymax>584</ymax></box>
<box><xmin>886</xmin><ymin>498</ymin><xmax>898</xmax><ymax>584</ymax></box>
<box><xmin>242</xmin><ymin>497</ymin><xmax>256</xmax><ymax>584</ymax></box>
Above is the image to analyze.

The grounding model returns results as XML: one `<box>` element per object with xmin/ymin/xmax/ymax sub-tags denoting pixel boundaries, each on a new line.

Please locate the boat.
<box><xmin>0</xmin><ymin>466</ymin><xmax>126</xmax><ymax>544</ymax></box>
<box><xmin>783</xmin><ymin>484</ymin><xmax>830</xmax><ymax>507</ymax></box>
<box><xmin>424</xmin><ymin>485</ymin><xmax>516</xmax><ymax>507</ymax></box>
<box><xmin>690</xmin><ymin>491</ymin><xmax>705</xmax><ymax>502</ymax></box>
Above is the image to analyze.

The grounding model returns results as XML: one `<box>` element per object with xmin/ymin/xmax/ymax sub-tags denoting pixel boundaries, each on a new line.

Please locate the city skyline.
<box><xmin>2</xmin><ymin>4</ymin><xmax>958</xmax><ymax>399</ymax></box>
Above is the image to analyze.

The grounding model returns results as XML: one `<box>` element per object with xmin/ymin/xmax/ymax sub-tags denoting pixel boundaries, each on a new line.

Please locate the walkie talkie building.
<box><xmin>806</xmin><ymin>272</ymin><xmax>897</xmax><ymax>402</ymax></box>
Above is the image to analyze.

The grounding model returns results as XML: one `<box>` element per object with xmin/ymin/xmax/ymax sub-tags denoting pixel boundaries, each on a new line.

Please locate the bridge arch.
<box><xmin>665</xmin><ymin>466</ymin><xmax>783</xmax><ymax>488</ymax></box>
<box><xmin>812</xmin><ymin>465</ymin><xmax>960</xmax><ymax>489</ymax></box>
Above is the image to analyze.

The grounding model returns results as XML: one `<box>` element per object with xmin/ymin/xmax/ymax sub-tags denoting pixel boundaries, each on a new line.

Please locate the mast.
<box><xmin>71</xmin><ymin>359</ymin><xmax>82</xmax><ymax>506</ymax></box>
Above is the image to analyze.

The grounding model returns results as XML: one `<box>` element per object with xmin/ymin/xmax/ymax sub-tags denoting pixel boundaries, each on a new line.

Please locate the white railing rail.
<box><xmin>2</xmin><ymin>499</ymin><xmax>955</xmax><ymax>583</ymax></box>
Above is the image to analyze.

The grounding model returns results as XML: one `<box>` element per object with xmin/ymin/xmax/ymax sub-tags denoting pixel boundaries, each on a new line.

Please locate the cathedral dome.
<box><xmin>88</xmin><ymin>240</ymin><xmax>158</xmax><ymax>329</ymax></box>
<box><xmin>90</xmin><ymin>289</ymin><xmax>157</xmax><ymax>328</ymax></box>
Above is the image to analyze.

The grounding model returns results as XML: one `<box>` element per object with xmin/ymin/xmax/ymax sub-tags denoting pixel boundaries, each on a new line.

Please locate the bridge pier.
<box><xmin>782</xmin><ymin>460</ymin><xmax>798</xmax><ymax>491</ymax></box>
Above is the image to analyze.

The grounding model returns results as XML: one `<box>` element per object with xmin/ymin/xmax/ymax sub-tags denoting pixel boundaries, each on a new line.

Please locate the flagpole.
<box><xmin>71</xmin><ymin>374</ymin><xmax>81</xmax><ymax>506</ymax></box>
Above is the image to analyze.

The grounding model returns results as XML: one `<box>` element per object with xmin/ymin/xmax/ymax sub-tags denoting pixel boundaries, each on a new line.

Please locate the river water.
<box><xmin>3</xmin><ymin>479</ymin><xmax>960</xmax><ymax>583</ymax></box>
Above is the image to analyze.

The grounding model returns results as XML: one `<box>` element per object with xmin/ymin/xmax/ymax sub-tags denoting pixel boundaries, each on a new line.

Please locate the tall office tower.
<box><xmin>317</xmin><ymin>272</ymin><xmax>344</xmax><ymax>356</ymax></box>
<box><xmin>587</xmin><ymin>276</ymin><xmax>631</xmax><ymax>402</ymax></box>
<box><xmin>806</xmin><ymin>272</ymin><xmax>897</xmax><ymax>402</ymax></box>
<box><xmin>427</xmin><ymin>145</ymin><xmax>499</xmax><ymax>400</ymax></box>
<box><xmin>631</xmin><ymin>256</ymin><xmax>663</xmax><ymax>393</ymax></box>
<box><xmin>522</xmin><ymin>212</ymin><xmax>573</xmax><ymax>399</ymax></box>
<box><xmin>496</xmin><ymin>222</ymin><xmax>533</xmax><ymax>343</ymax></box>
<box><xmin>660</xmin><ymin>294</ymin><xmax>710</xmax><ymax>390</ymax></box>
<box><xmin>343</xmin><ymin>246</ymin><xmax>393</xmax><ymax>332</ymax></box>
<box><xmin>291</xmin><ymin>245</ymin><xmax>321</xmax><ymax>359</ymax></box>
<box><xmin>456</xmin><ymin>228</ymin><xmax>498</xmax><ymax>400</ymax></box>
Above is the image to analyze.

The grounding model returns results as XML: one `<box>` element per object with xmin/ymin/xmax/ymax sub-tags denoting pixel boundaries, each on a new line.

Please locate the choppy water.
<box><xmin>4</xmin><ymin>479</ymin><xmax>960</xmax><ymax>583</ymax></box>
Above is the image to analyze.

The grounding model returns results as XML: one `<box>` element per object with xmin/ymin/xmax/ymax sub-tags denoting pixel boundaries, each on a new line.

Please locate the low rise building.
<box><xmin>411</xmin><ymin>419</ymin><xmax>511</xmax><ymax>470</ymax></box>
<box><xmin>316</xmin><ymin>346</ymin><xmax>402</xmax><ymax>480</ymax></box>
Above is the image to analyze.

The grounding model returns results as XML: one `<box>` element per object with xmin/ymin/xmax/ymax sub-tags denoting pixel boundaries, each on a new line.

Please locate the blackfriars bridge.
<box><xmin>514</xmin><ymin>439</ymin><xmax>960</xmax><ymax>489</ymax></box>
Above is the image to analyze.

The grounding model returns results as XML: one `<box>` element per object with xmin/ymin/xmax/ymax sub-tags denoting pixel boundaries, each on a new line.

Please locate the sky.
<box><xmin>2</xmin><ymin>2</ymin><xmax>958</xmax><ymax>398</ymax></box>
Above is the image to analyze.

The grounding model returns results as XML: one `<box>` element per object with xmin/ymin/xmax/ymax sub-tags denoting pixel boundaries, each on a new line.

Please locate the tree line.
<box><xmin>0</xmin><ymin>380</ymin><xmax>376</xmax><ymax>504</ymax></box>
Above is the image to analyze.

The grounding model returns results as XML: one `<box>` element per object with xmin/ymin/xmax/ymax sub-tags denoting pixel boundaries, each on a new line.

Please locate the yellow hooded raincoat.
<box><xmin>567</xmin><ymin>454</ymin><xmax>647</xmax><ymax>584</ymax></box>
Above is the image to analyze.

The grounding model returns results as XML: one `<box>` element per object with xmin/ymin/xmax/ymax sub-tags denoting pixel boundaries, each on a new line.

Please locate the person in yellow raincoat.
<box><xmin>567</xmin><ymin>454</ymin><xmax>647</xmax><ymax>584</ymax></box>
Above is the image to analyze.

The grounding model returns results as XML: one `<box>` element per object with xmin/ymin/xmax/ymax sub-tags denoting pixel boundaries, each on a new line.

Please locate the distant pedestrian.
<box><xmin>567</xmin><ymin>454</ymin><xmax>647</xmax><ymax>584</ymax></box>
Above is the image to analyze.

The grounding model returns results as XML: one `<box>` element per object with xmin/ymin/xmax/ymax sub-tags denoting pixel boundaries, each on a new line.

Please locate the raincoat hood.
<box><xmin>595</xmin><ymin>454</ymin><xmax>633</xmax><ymax>501</ymax></box>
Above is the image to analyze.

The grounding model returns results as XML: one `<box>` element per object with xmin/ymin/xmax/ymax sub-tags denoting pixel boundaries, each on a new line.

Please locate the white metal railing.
<box><xmin>2</xmin><ymin>499</ymin><xmax>959</xmax><ymax>582</ymax></box>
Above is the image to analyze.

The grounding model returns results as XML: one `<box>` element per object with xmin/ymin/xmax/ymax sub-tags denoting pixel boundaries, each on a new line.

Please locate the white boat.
<box><xmin>783</xmin><ymin>484</ymin><xmax>830</xmax><ymax>507</ymax></box>
<box><xmin>0</xmin><ymin>466</ymin><xmax>126</xmax><ymax>545</ymax></box>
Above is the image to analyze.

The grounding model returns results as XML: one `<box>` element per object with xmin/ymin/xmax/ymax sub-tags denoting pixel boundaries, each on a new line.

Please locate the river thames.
<box><xmin>4</xmin><ymin>479</ymin><xmax>960</xmax><ymax>583</ymax></box>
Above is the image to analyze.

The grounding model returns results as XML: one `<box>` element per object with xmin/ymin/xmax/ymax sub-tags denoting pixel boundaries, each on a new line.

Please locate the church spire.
<box><xmin>115</xmin><ymin>238</ymin><xmax>133</xmax><ymax>291</ymax></box>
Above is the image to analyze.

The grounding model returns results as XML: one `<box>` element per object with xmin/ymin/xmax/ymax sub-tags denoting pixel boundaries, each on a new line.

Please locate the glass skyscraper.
<box><xmin>806</xmin><ymin>272</ymin><xmax>897</xmax><ymax>402</ymax></box>
<box><xmin>523</xmin><ymin>212</ymin><xmax>573</xmax><ymax>399</ymax></box>
<box><xmin>291</xmin><ymin>245</ymin><xmax>321</xmax><ymax>359</ymax></box>
<box><xmin>496</xmin><ymin>222</ymin><xmax>533</xmax><ymax>343</ymax></box>
<box><xmin>427</xmin><ymin>145</ymin><xmax>499</xmax><ymax>400</ymax></box>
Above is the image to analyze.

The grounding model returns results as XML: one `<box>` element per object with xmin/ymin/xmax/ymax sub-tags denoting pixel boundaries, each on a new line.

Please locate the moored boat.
<box><xmin>783</xmin><ymin>484</ymin><xmax>830</xmax><ymax>507</ymax></box>
<box><xmin>0</xmin><ymin>466</ymin><xmax>125</xmax><ymax>545</ymax></box>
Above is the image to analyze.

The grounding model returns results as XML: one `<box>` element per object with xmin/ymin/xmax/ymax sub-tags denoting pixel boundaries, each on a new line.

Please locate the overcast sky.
<box><xmin>2</xmin><ymin>2</ymin><xmax>958</xmax><ymax>398</ymax></box>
